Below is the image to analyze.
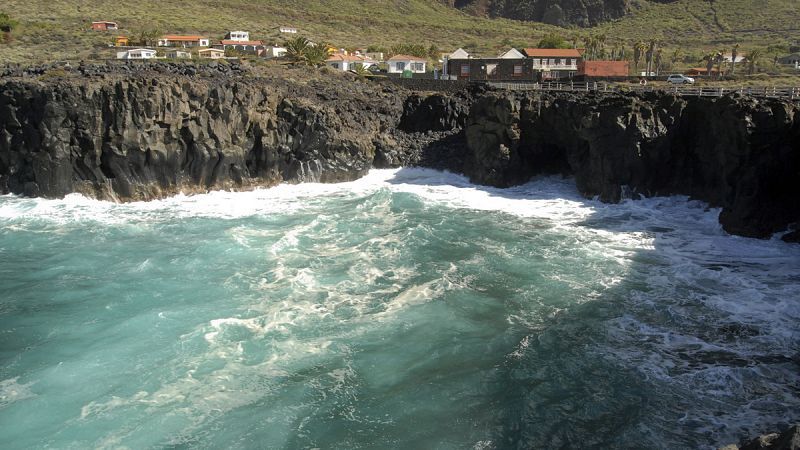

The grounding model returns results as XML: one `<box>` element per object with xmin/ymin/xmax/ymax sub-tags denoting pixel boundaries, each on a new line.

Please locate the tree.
<box><xmin>352</xmin><ymin>64</ymin><xmax>371</xmax><ymax>77</ymax></box>
<box><xmin>732</xmin><ymin>46</ymin><xmax>744</xmax><ymax>71</ymax></box>
<box><xmin>427</xmin><ymin>44</ymin><xmax>439</xmax><ymax>60</ymax></box>
<box><xmin>633</xmin><ymin>41</ymin><xmax>646</xmax><ymax>74</ymax></box>
<box><xmin>703</xmin><ymin>53</ymin><xmax>715</xmax><ymax>77</ymax></box>
<box><xmin>645</xmin><ymin>39</ymin><xmax>658</xmax><ymax>76</ymax></box>
<box><xmin>284</xmin><ymin>36</ymin><xmax>311</xmax><ymax>64</ymax></box>
<box><xmin>670</xmin><ymin>48</ymin><xmax>682</xmax><ymax>67</ymax></box>
<box><xmin>745</xmin><ymin>48</ymin><xmax>762</xmax><ymax>75</ymax></box>
<box><xmin>654</xmin><ymin>48</ymin><xmax>664</xmax><ymax>76</ymax></box>
<box><xmin>537</xmin><ymin>33</ymin><xmax>569</xmax><ymax>49</ymax></box>
<box><xmin>303</xmin><ymin>44</ymin><xmax>328</xmax><ymax>67</ymax></box>
<box><xmin>135</xmin><ymin>28</ymin><xmax>160</xmax><ymax>47</ymax></box>
<box><xmin>714</xmin><ymin>50</ymin><xmax>724</xmax><ymax>79</ymax></box>
<box><xmin>0</xmin><ymin>12</ymin><xmax>18</xmax><ymax>33</ymax></box>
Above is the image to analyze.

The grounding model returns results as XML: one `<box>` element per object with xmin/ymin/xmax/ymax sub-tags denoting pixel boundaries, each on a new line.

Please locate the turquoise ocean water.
<box><xmin>1</xmin><ymin>168</ymin><xmax>798</xmax><ymax>449</ymax></box>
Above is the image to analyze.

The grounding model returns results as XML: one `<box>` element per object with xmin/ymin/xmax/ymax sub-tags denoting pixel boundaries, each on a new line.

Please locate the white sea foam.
<box><xmin>0</xmin><ymin>377</ymin><xmax>36</xmax><ymax>409</ymax></box>
<box><xmin>3</xmin><ymin>168</ymin><xmax>798</xmax><ymax>449</ymax></box>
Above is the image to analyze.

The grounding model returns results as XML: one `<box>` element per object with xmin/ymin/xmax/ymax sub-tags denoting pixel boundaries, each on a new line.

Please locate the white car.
<box><xmin>667</xmin><ymin>74</ymin><xmax>695</xmax><ymax>84</ymax></box>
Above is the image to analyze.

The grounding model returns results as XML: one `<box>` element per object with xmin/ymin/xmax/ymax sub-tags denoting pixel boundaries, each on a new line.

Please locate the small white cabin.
<box><xmin>198</xmin><ymin>48</ymin><xmax>225</xmax><ymax>59</ymax></box>
<box><xmin>116</xmin><ymin>48</ymin><xmax>157</xmax><ymax>60</ymax></box>
<box><xmin>225</xmin><ymin>31</ymin><xmax>250</xmax><ymax>42</ymax></box>
<box><xmin>326</xmin><ymin>54</ymin><xmax>377</xmax><ymax>71</ymax></box>
<box><xmin>165</xmin><ymin>49</ymin><xmax>192</xmax><ymax>59</ymax></box>
<box><xmin>265</xmin><ymin>46</ymin><xmax>287</xmax><ymax>58</ymax></box>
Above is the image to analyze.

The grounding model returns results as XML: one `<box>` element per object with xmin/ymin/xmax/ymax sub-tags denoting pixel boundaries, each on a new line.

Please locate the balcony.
<box><xmin>532</xmin><ymin>62</ymin><xmax>578</xmax><ymax>71</ymax></box>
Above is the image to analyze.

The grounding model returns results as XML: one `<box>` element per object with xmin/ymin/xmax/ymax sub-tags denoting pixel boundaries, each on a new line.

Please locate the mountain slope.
<box><xmin>0</xmin><ymin>0</ymin><xmax>797</xmax><ymax>64</ymax></box>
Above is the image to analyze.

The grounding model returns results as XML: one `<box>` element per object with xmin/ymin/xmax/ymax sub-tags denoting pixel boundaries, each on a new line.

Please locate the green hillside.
<box><xmin>0</xmin><ymin>0</ymin><xmax>798</xmax><ymax>65</ymax></box>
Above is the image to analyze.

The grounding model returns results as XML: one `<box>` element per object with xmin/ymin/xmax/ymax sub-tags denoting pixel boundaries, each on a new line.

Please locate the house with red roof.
<box><xmin>91</xmin><ymin>21</ymin><xmax>118</xmax><ymax>31</ymax></box>
<box><xmin>387</xmin><ymin>54</ymin><xmax>427</xmax><ymax>74</ymax></box>
<box><xmin>158</xmin><ymin>35</ymin><xmax>210</xmax><ymax>48</ymax></box>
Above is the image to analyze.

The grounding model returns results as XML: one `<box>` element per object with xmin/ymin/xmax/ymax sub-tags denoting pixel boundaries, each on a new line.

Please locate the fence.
<box><xmin>489</xmin><ymin>81</ymin><xmax>800</xmax><ymax>100</ymax></box>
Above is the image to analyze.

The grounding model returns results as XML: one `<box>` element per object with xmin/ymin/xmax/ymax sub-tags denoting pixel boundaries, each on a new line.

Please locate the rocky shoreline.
<box><xmin>1</xmin><ymin>62</ymin><xmax>798</xmax><ymax>240</ymax></box>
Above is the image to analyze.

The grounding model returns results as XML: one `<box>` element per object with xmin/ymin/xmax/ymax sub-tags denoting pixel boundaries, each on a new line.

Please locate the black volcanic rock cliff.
<box><xmin>445</xmin><ymin>0</ymin><xmax>679</xmax><ymax>27</ymax></box>
<box><xmin>0</xmin><ymin>65</ymin><xmax>406</xmax><ymax>200</ymax></box>
<box><xmin>451</xmin><ymin>91</ymin><xmax>800</xmax><ymax>239</ymax></box>
<box><xmin>1</xmin><ymin>64</ymin><xmax>798</xmax><ymax>239</ymax></box>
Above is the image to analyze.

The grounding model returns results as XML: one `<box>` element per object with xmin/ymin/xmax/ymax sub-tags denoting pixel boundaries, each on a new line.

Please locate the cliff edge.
<box><xmin>1</xmin><ymin>63</ymin><xmax>798</xmax><ymax>240</ymax></box>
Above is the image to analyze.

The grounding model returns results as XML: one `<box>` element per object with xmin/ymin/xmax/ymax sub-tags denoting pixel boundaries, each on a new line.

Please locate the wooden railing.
<box><xmin>488</xmin><ymin>81</ymin><xmax>800</xmax><ymax>99</ymax></box>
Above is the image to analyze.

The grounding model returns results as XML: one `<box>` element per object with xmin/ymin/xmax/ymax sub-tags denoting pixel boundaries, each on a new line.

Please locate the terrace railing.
<box><xmin>488</xmin><ymin>81</ymin><xmax>800</xmax><ymax>100</ymax></box>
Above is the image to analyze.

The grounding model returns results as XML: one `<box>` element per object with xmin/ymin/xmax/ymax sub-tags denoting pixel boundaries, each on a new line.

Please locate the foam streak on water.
<box><xmin>0</xmin><ymin>168</ymin><xmax>798</xmax><ymax>449</ymax></box>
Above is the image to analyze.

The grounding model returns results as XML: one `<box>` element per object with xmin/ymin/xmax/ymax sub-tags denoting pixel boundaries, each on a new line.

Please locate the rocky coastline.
<box><xmin>1</xmin><ymin>62</ymin><xmax>798</xmax><ymax>240</ymax></box>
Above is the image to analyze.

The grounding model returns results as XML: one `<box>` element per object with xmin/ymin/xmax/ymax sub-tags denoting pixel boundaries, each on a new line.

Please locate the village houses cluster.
<box><xmin>91</xmin><ymin>20</ymin><xmax>800</xmax><ymax>81</ymax></box>
<box><xmin>93</xmin><ymin>20</ymin><xmax>430</xmax><ymax>76</ymax></box>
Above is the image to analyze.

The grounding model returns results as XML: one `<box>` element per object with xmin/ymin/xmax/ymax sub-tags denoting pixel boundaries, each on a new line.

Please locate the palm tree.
<box><xmin>670</xmin><ymin>48</ymin><xmax>682</xmax><ymax>66</ymax></box>
<box><xmin>745</xmin><ymin>48</ymin><xmax>762</xmax><ymax>75</ymax></box>
<box><xmin>571</xmin><ymin>34</ymin><xmax>580</xmax><ymax>49</ymax></box>
<box><xmin>714</xmin><ymin>50</ymin><xmax>724</xmax><ymax>79</ymax></box>
<box><xmin>633</xmin><ymin>41</ymin><xmax>646</xmax><ymax>74</ymax></box>
<box><xmin>654</xmin><ymin>48</ymin><xmax>664</xmax><ymax>76</ymax></box>
<box><xmin>645</xmin><ymin>39</ymin><xmax>658</xmax><ymax>76</ymax></box>
<box><xmin>731</xmin><ymin>43</ymin><xmax>740</xmax><ymax>75</ymax></box>
<box><xmin>582</xmin><ymin>35</ymin><xmax>595</xmax><ymax>60</ymax></box>
<box><xmin>303</xmin><ymin>44</ymin><xmax>329</xmax><ymax>67</ymax></box>
<box><xmin>284</xmin><ymin>36</ymin><xmax>311</xmax><ymax>64</ymax></box>
<box><xmin>352</xmin><ymin>64</ymin><xmax>371</xmax><ymax>77</ymax></box>
<box><xmin>703</xmin><ymin>53</ymin><xmax>715</xmax><ymax>77</ymax></box>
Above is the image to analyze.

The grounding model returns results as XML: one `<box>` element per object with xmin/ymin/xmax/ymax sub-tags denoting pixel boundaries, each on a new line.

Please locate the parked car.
<box><xmin>667</xmin><ymin>74</ymin><xmax>695</xmax><ymax>84</ymax></box>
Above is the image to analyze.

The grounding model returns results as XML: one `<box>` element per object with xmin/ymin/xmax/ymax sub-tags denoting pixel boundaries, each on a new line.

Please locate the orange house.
<box><xmin>115</xmin><ymin>36</ymin><xmax>130</xmax><ymax>47</ymax></box>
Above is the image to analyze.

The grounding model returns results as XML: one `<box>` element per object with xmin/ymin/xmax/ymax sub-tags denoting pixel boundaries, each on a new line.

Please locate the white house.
<box><xmin>165</xmin><ymin>49</ymin><xmax>192</xmax><ymax>59</ymax></box>
<box><xmin>116</xmin><ymin>48</ymin><xmax>157</xmax><ymax>60</ymax></box>
<box><xmin>326</xmin><ymin>54</ymin><xmax>377</xmax><ymax>71</ymax></box>
<box><xmin>265</xmin><ymin>46</ymin><xmax>287</xmax><ymax>58</ymax></box>
<box><xmin>197</xmin><ymin>48</ymin><xmax>225</xmax><ymax>59</ymax></box>
<box><xmin>387</xmin><ymin>54</ymin><xmax>427</xmax><ymax>74</ymax></box>
<box><xmin>279</xmin><ymin>27</ymin><xmax>297</xmax><ymax>34</ymax></box>
<box><xmin>723</xmin><ymin>53</ymin><xmax>746</xmax><ymax>63</ymax></box>
<box><xmin>158</xmin><ymin>35</ymin><xmax>210</xmax><ymax>48</ymax></box>
<box><xmin>225</xmin><ymin>31</ymin><xmax>250</xmax><ymax>41</ymax></box>
<box><xmin>217</xmin><ymin>39</ymin><xmax>265</xmax><ymax>55</ymax></box>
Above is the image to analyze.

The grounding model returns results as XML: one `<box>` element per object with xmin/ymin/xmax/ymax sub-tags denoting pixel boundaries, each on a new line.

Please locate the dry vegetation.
<box><xmin>0</xmin><ymin>0</ymin><xmax>798</xmax><ymax>82</ymax></box>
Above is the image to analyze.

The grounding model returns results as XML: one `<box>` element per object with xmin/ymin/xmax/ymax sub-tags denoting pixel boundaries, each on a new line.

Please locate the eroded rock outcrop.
<box><xmin>0</xmin><ymin>67</ymin><xmax>405</xmax><ymax>200</ymax></box>
<box><xmin>459</xmin><ymin>91</ymin><xmax>800</xmax><ymax>239</ymax></box>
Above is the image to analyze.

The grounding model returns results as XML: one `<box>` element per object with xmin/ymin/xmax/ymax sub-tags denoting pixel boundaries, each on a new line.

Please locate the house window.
<box><xmin>411</xmin><ymin>62</ymin><xmax>424</xmax><ymax>71</ymax></box>
<box><xmin>332</xmin><ymin>63</ymin><xmax>339</xmax><ymax>69</ymax></box>
<box><xmin>396</xmin><ymin>62</ymin><xmax>406</xmax><ymax>71</ymax></box>
<box><xmin>513</xmin><ymin>64</ymin><xmax>523</xmax><ymax>76</ymax></box>
<box><xmin>549</xmin><ymin>59</ymin><xmax>555</xmax><ymax>65</ymax></box>
<box><xmin>460</xmin><ymin>64</ymin><xmax>470</xmax><ymax>76</ymax></box>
